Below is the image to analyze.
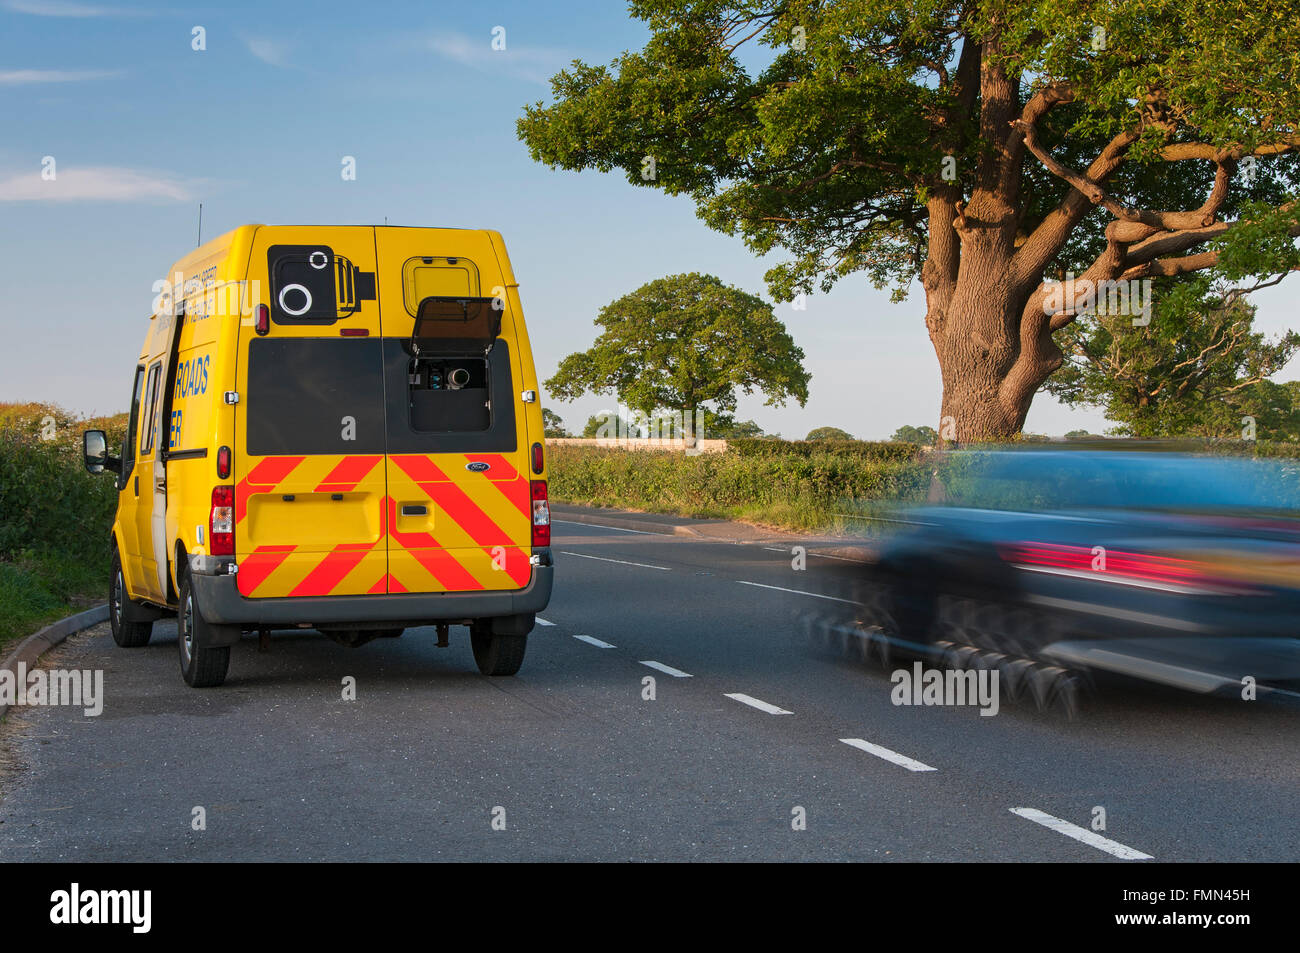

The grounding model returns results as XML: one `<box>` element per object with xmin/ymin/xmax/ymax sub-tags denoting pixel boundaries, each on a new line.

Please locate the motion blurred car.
<box><xmin>847</xmin><ymin>450</ymin><xmax>1300</xmax><ymax>711</ymax></box>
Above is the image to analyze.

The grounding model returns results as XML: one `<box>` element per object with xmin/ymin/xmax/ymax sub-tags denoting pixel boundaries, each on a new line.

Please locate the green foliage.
<box><xmin>545</xmin><ymin>273</ymin><xmax>811</xmax><ymax>420</ymax></box>
<box><xmin>548</xmin><ymin>444</ymin><xmax>931</xmax><ymax>531</ymax></box>
<box><xmin>728</xmin><ymin>437</ymin><xmax>920</xmax><ymax>461</ymax></box>
<box><xmin>0</xmin><ymin>403</ymin><xmax>123</xmax><ymax>647</ymax></box>
<box><xmin>710</xmin><ymin>416</ymin><xmax>766</xmax><ymax>438</ymax></box>
<box><xmin>890</xmin><ymin>424</ymin><xmax>938</xmax><ymax>445</ymax></box>
<box><xmin>806</xmin><ymin>426</ymin><xmax>853</xmax><ymax>441</ymax></box>
<box><xmin>518</xmin><ymin>1</ymin><xmax>1300</xmax><ymax>302</ymax></box>
<box><xmin>542</xmin><ymin>408</ymin><xmax>570</xmax><ymax>438</ymax></box>
<box><xmin>1045</xmin><ymin>277</ymin><xmax>1300</xmax><ymax>438</ymax></box>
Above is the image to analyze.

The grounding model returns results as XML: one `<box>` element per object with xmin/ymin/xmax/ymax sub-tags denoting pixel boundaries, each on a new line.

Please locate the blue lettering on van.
<box><xmin>169</xmin><ymin>409</ymin><xmax>182</xmax><ymax>450</ymax></box>
<box><xmin>173</xmin><ymin>355</ymin><xmax>210</xmax><ymax>400</ymax></box>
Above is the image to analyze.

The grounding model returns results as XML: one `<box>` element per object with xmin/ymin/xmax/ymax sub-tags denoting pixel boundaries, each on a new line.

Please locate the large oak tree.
<box><xmin>518</xmin><ymin>0</ymin><xmax>1300</xmax><ymax>440</ymax></box>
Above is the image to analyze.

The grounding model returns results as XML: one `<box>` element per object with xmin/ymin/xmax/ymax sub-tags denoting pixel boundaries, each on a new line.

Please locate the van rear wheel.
<box><xmin>109</xmin><ymin>549</ymin><xmax>153</xmax><ymax>648</ymax></box>
<box><xmin>177</xmin><ymin>574</ymin><xmax>231</xmax><ymax>688</ymax></box>
<box><xmin>470</xmin><ymin>624</ymin><xmax>527</xmax><ymax>676</ymax></box>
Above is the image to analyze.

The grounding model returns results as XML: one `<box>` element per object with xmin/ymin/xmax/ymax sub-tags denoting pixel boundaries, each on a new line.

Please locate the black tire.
<box><xmin>470</xmin><ymin>624</ymin><xmax>527</xmax><ymax>676</ymax></box>
<box><xmin>178</xmin><ymin>573</ymin><xmax>230</xmax><ymax>688</ymax></box>
<box><xmin>109</xmin><ymin>549</ymin><xmax>153</xmax><ymax>648</ymax></box>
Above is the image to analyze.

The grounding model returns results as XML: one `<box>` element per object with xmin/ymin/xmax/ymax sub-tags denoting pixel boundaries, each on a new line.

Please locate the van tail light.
<box><xmin>530</xmin><ymin>480</ymin><xmax>550</xmax><ymax>548</ymax></box>
<box><xmin>531</xmin><ymin>441</ymin><xmax>544</xmax><ymax>474</ymax></box>
<box><xmin>216</xmin><ymin>445</ymin><xmax>231</xmax><ymax>479</ymax></box>
<box><xmin>254</xmin><ymin>303</ymin><xmax>270</xmax><ymax>336</ymax></box>
<box><xmin>210</xmin><ymin>485</ymin><xmax>235</xmax><ymax>556</ymax></box>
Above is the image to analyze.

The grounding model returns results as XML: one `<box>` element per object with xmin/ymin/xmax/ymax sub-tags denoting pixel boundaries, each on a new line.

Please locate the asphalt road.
<box><xmin>1</xmin><ymin>516</ymin><xmax>1296</xmax><ymax>861</ymax></box>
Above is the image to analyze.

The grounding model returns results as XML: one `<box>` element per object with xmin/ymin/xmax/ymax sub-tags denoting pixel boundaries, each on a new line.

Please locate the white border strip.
<box><xmin>560</xmin><ymin>551</ymin><xmax>672</xmax><ymax>571</ymax></box>
<box><xmin>737</xmin><ymin>580</ymin><xmax>857</xmax><ymax>604</ymax></box>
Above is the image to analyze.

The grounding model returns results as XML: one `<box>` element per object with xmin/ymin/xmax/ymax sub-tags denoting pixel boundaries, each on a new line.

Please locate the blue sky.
<box><xmin>1</xmin><ymin>0</ymin><xmax>1296</xmax><ymax>438</ymax></box>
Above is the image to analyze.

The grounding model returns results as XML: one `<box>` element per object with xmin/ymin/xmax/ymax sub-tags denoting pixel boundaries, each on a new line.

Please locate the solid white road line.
<box><xmin>1009</xmin><ymin>807</ymin><xmax>1154</xmax><ymax>860</ymax></box>
<box><xmin>762</xmin><ymin>546</ymin><xmax>861</xmax><ymax>562</ymax></box>
<box><xmin>639</xmin><ymin>660</ymin><xmax>693</xmax><ymax>678</ymax></box>
<box><xmin>839</xmin><ymin>738</ymin><xmax>938</xmax><ymax>773</ymax></box>
<box><xmin>573</xmin><ymin>635</ymin><xmax>616</xmax><ymax>648</ymax></box>
<box><xmin>737</xmin><ymin>580</ymin><xmax>858</xmax><ymax>604</ymax></box>
<box><xmin>536</xmin><ymin>617</ymin><xmax>556</xmax><ymax>626</ymax></box>
<box><xmin>560</xmin><ymin>551</ymin><xmax>672</xmax><ymax>571</ymax></box>
<box><xmin>552</xmin><ymin>519</ymin><xmax>664</xmax><ymax>535</ymax></box>
<box><xmin>725</xmin><ymin>693</ymin><xmax>792</xmax><ymax>715</ymax></box>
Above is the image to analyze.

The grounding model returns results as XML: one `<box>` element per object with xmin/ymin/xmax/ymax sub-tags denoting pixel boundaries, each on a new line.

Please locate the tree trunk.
<box><xmin>925</xmin><ymin>244</ymin><xmax>1063</xmax><ymax>443</ymax></box>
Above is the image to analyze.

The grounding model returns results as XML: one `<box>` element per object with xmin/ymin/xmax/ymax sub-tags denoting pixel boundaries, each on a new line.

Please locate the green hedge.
<box><xmin>0</xmin><ymin>427</ymin><xmax>118</xmax><ymax>647</ymax></box>
<box><xmin>548</xmin><ymin>444</ymin><xmax>932</xmax><ymax>531</ymax></box>
<box><xmin>726</xmin><ymin>437</ymin><xmax>922</xmax><ymax>461</ymax></box>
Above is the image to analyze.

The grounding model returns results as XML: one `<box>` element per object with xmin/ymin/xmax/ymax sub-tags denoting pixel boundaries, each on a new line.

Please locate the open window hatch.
<box><xmin>406</xmin><ymin>296</ymin><xmax>503</xmax><ymax>433</ymax></box>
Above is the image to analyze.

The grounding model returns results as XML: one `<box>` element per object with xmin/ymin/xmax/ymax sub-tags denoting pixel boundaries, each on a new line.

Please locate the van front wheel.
<box><xmin>470</xmin><ymin>624</ymin><xmax>527</xmax><ymax>676</ymax></box>
<box><xmin>177</xmin><ymin>574</ymin><xmax>231</xmax><ymax>688</ymax></box>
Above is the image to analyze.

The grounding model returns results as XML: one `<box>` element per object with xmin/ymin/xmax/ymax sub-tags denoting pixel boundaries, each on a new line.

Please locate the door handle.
<box><xmin>401</xmin><ymin>504</ymin><xmax>428</xmax><ymax>516</ymax></box>
<box><xmin>133</xmin><ymin>476</ymin><xmax>139</xmax><ymax>496</ymax></box>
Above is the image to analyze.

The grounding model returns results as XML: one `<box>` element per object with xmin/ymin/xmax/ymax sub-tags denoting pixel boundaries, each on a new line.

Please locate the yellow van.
<box><xmin>83</xmin><ymin>225</ymin><xmax>553</xmax><ymax>687</ymax></box>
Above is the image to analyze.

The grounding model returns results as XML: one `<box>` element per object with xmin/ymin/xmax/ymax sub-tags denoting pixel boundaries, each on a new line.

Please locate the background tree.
<box><xmin>890</xmin><ymin>425</ymin><xmax>939</xmax><ymax>445</ymax></box>
<box><xmin>806</xmin><ymin>426</ymin><xmax>853</xmax><ymax>441</ymax></box>
<box><xmin>547</xmin><ymin>273</ymin><xmax>810</xmax><ymax>434</ymax></box>
<box><xmin>519</xmin><ymin>0</ymin><xmax>1300</xmax><ymax>441</ymax></box>
<box><xmin>542</xmin><ymin>408</ymin><xmax>570</xmax><ymax>437</ymax></box>
<box><xmin>582</xmin><ymin>412</ymin><xmax>640</xmax><ymax>437</ymax></box>
<box><xmin>1045</xmin><ymin>277</ymin><xmax>1300</xmax><ymax>437</ymax></box>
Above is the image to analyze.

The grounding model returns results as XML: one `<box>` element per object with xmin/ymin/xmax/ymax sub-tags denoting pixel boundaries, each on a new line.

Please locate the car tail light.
<box><xmin>997</xmin><ymin>542</ymin><xmax>1239</xmax><ymax>594</ymax></box>
<box><xmin>254</xmin><ymin>303</ymin><xmax>270</xmax><ymax>336</ymax></box>
<box><xmin>216</xmin><ymin>445</ymin><xmax>231</xmax><ymax>479</ymax></box>
<box><xmin>531</xmin><ymin>441</ymin><xmax>544</xmax><ymax>474</ymax></box>
<box><xmin>530</xmin><ymin>480</ymin><xmax>550</xmax><ymax>547</ymax></box>
<box><xmin>210</xmin><ymin>485</ymin><xmax>235</xmax><ymax>556</ymax></box>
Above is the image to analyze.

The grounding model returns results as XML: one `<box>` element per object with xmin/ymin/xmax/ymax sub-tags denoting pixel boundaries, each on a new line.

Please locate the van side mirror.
<box><xmin>83</xmin><ymin>430</ymin><xmax>119</xmax><ymax>475</ymax></box>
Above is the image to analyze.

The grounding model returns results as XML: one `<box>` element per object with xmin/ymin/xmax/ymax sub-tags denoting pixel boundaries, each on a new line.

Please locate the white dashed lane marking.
<box><xmin>725</xmin><ymin>693</ymin><xmax>792</xmax><ymax>715</ymax></box>
<box><xmin>840</xmin><ymin>738</ymin><xmax>937</xmax><ymax>773</ymax></box>
<box><xmin>573</xmin><ymin>635</ymin><xmax>616</xmax><ymax>649</ymax></box>
<box><xmin>1009</xmin><ymin>807</ymin><xmax>1154</xmax><ymax>860</ymax></box>
<box><xmin>639</xmin><ymin>660</ymin><xmax>692</xmax><ymax>678</ymax></box>
<box><xmin>536</xmin><ymin>617</ymin><xmax>556</xmax><ymax>626</ymax></box>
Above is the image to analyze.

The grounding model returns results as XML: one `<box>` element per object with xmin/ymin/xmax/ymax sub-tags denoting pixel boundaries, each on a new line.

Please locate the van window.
<box><xmin>140</xmin><ymin>361</ymin><xmax>162</xmax><ymax>455</ymax></box>
<box><xmin>246</xmin><ymin>338</ymin><xmax>386</xmax><ymax>455</ymax></box>
<box><xmin>383</xmin><ymin>339</ymin><xmax>516</xmax><ymax>453</ymax></box>
<box><xmin>119</xmin><ymin>366</ymin><xmax>145</xmax><ymax>489</ymax></box>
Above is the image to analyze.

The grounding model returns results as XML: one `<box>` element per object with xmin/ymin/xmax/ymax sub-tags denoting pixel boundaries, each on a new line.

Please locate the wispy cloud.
<box><xmin>429</xmin><ymin>31</ymin><xmax>571</xmax><ymax>85</ymax></box>
<box><xmin>244</xmin><ymin>36</ymin><xmax>292</xmax><ymax>68</ymax></box>
<box><xmin>2</xmin><ymin>0</ymin><xmax>130</xmax><ymax>16</ymax></box>
<box><xmin>0</xmin><ymin>166</ymin><xmax>194</xmax><ymax>202</ymax></box>
<box><xmin>0</xmin><ymin>68</ymin><xmax>123</xmax><ymax>85</ymax></box>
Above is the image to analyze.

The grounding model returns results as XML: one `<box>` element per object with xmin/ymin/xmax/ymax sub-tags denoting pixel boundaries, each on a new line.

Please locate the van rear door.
<box><xmin>374</xmin><ymin>228</ymin><xmax>533</xmax><ymax>595</ymax></box>
<box><xmin>233</xmin><ymin>228</ymin><xmax>391</xmax><ymax>599</ymax></box>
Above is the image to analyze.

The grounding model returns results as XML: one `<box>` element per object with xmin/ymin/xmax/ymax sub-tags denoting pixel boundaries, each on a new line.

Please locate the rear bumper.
<box><xmin>189</xmin><ymin>553</ymin><xmax>553</xmax><ymax>627</ymax></box>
